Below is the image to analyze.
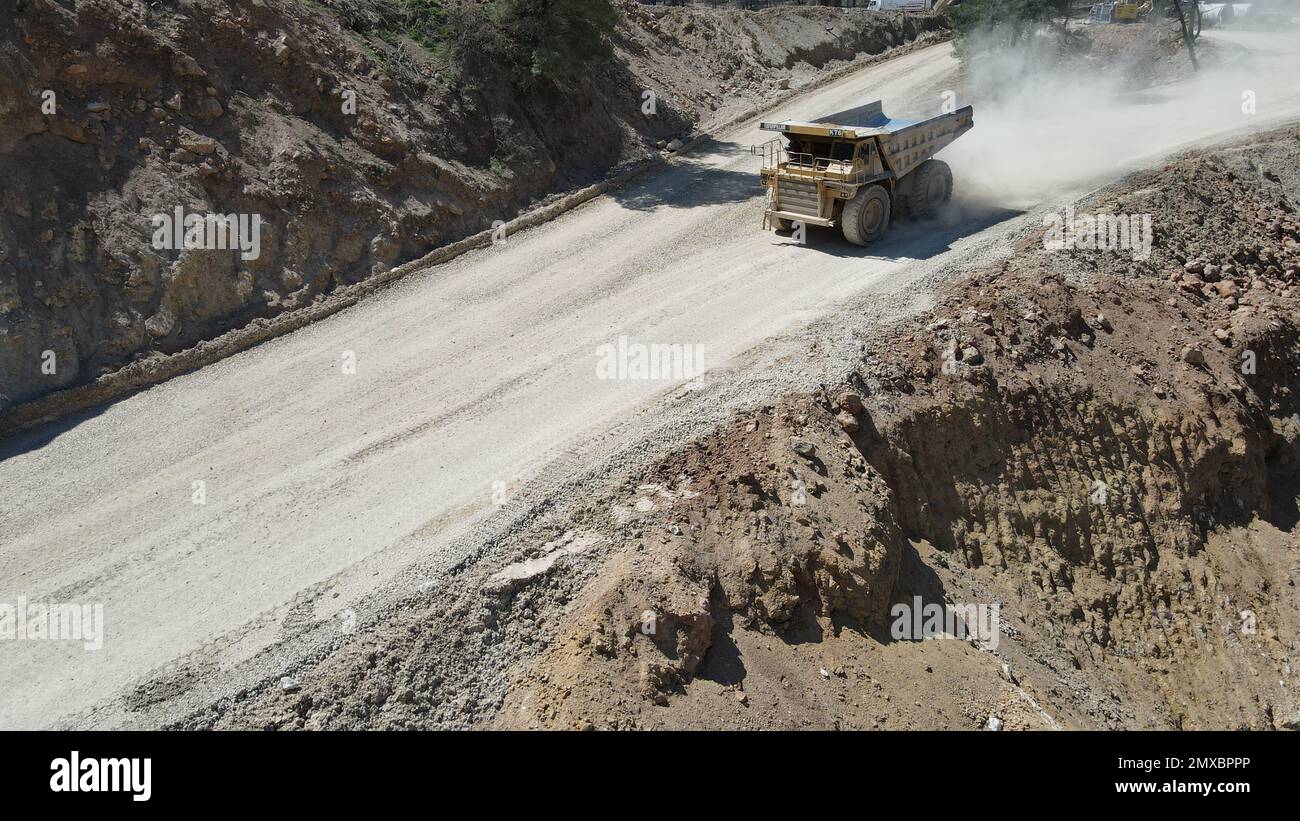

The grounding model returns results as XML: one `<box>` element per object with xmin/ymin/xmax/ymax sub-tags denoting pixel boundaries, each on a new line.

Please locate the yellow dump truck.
<box><xmin>755</xmin><ymin>100</ymin><xmax>974</xmax><ymax>246</ymax></box>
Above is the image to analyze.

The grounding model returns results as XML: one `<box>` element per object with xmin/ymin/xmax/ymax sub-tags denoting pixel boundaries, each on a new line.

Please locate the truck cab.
<box><xmin>757</xmin><ymin>130</ymin><xmax>886</xmax><ymax>229</ymax></box>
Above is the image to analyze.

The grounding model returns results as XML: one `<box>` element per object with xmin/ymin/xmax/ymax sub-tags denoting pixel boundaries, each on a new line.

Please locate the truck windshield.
<box><xmin>828</xmin><ymin>141</ymin><xmax>855</xmax><ymax>162</ymax></box>
<box><xmin>784</xmin><ymin>139</ymin><xmax>855</xmax><ymax>165</ymax></box>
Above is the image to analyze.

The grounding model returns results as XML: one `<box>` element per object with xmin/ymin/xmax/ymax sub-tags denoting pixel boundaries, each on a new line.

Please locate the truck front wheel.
<box><xmin>841</xmin><ymin>184</ymin><xmax>890</xmax><ymax>246</ymax></box>
<box><xmin>906</xmin><ymin>159</ymin><xmax>952</xmax><ymax>220</ymax></box>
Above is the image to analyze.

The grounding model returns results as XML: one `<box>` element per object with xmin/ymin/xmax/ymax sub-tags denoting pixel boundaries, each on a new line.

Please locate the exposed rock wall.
<box><xmin>0</xmin><ymin>0</ymin><xmax>946</xmax><ymax>411</ymax></box>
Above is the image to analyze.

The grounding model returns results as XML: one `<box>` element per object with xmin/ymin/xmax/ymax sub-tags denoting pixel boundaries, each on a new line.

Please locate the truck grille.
<box><xmin>776</xmin><ymin>179</ymin><xmax>820</xmax><ymax>217</ymax></box>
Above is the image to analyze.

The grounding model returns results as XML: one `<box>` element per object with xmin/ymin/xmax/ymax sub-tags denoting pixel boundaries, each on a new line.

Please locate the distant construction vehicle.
<box><xmin>755</xmin><ymin>101</ymin><xmax>974</xmax><ymax>246</ymax></box>
<box><xmin>865</xmin><ymin>0</ymin><xmax>937</xmax><ymax>11</ymax></box>
<box><xmin>1090</xmin><ymin>1</ymin><xmax>1152</xmax><ymax>23</ymax></box>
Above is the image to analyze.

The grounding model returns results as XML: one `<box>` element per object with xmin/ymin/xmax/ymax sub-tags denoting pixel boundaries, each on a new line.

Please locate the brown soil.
<box><xmin>184</xmin><ymin>124</ymin><xmax>1300</xmax><ymax>733</ymax></box>
<box><xmin>492</xmin><ymin>124</ymin><xmax>1300</xmax><ymax>730</ymax></box>
<box><xmin>1072</xmin><ymin>18</ymin><xmax>1238</xmax><ymax>88</ymax></box>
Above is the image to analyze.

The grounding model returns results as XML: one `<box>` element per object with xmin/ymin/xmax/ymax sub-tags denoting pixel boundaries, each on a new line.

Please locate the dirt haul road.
<box><xmin>3</xmin><ymin>34</ymin><xmax>1300</xmax><ymax>729</ymax></box>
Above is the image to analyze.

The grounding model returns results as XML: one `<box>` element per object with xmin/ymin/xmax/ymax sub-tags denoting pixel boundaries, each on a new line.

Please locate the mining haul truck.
<box><xmin>756</xmin><ymin>100</ymin><xmax>974</xmax><ymax>246</ymax></box>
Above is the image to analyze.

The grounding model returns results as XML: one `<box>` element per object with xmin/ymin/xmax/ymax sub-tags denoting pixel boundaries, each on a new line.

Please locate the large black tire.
<box><xmin>905</xmin><ymin>159</ymin><xmax>953</xmax><ymax>221</ymax></box>
<box><xmin>840</xmin><ymin>184</ymin><xmax>890</xmax><ymax>247</ymax></box>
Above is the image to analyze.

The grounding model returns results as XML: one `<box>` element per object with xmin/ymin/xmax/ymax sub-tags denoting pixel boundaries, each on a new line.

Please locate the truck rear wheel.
<box><xmin>906</xmin><ymin>159</ymin><xmax>952</xmax><ymax>220</ymax></box>
<box><xmin>841</xmin><ymin>184</ymin><xmax>890</xmax><ymax>246</ymax></box>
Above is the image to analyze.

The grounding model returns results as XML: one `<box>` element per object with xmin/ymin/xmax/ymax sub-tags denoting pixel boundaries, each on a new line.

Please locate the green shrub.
<box><xmin>949</xmin><ymin>0</ymin><xmax>1062</xmax><ymax>53</ymax></box>
<box><xmin>400</xmin><ymin>0</ymin><xmax>452</xmax><ymax>51</ymax></box>
<box><xmin>444</xmin><ymin>4</ymin><xmax>518</xmax><ymax>76</ymax></box>
<box><xmin>494</xmin><ymin>0</ymin><xmax>620</xmax><ymax>81</ymax></box>
<box><xmin>307</xmin><ymin>0</ymin><xmax>620</xmax><ymax>85</ymax></box>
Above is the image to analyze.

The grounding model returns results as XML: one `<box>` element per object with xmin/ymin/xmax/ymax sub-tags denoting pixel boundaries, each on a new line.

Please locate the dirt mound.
<box><xmin>1073</xmin><ymin>18</ymin><xmax>1238</xmax><ymax>88</ymax></box>
<box><xmin>179</xmin><ymin>124</ymin><xmax>1300</xmax><ymax>733</ymax></box>
<box><xmin>492</xmin><ymin>125</ymin><xmax>1300</xmax><ymax>730</ymax></box>
<box><xmin>0</xmin><ymin>1</ymin><xmax>945</xmax><ymax>416</ymax></box>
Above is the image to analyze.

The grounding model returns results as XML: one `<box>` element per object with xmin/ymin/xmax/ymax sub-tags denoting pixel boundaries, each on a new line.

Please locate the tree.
<box><xmin>1167</xmin><ymin>0</ymin><xmax>1200</xmax><ymax>71</ymax></box>
<box><xmin>949</xmin><ymin>0</ymin><xmax>1064</xmax><ymax>53</ymax></box>
<box><xmin>494</xmin><ymin>0</ymin><xmax>621</xmax><ymax>82</ymax></box>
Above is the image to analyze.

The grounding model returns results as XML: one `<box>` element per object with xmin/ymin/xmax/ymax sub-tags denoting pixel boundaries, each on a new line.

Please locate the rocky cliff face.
<box><xmin>0</xmin><ymin>0</ymin><xmax>946</xmax><ymax>411</ymax></box>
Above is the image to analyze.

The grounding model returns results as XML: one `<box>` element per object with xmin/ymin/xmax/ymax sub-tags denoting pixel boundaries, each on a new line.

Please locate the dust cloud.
<box><xmin>942</xmin><ymin>26</ymin><xmax>1300</xmax><ymax>209</ymax></box>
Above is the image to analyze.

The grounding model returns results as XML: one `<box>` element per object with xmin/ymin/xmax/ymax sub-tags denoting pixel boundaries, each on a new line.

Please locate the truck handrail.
<box><xmin>754</xmin><ymin>139</ymin><xmax>868</xmax><ymax>184</ymax></box>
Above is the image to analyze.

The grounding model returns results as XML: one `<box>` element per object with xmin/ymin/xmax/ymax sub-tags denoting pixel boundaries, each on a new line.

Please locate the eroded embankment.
<box><xmin>187</xmin><ymin>126</ymin><xmax>1300</xmax><ymax>733</ymax></box>
<box><xmin>492</xmin><ymin>125</ymin><xmax>1300</xmax><ymax>730</ymax></box>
